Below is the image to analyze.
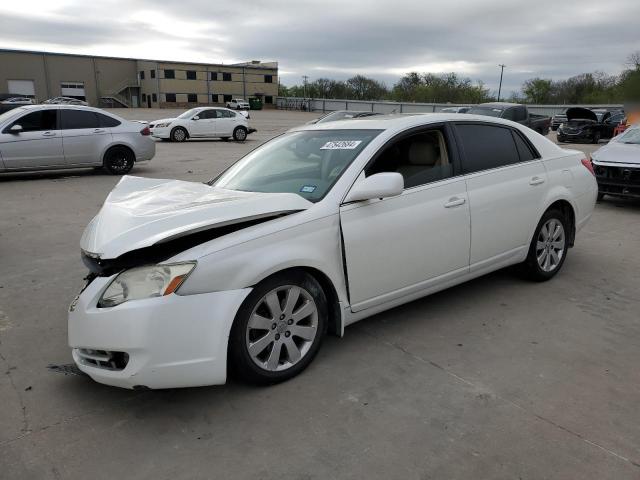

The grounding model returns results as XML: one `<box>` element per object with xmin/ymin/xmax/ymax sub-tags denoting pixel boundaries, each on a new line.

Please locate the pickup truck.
<box><xmin>467</xmin><ymin>102</ymin><xmax>551</xmax><ymax>135</ymax></box>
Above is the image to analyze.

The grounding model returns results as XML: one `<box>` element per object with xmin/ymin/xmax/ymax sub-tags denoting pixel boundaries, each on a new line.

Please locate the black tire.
<box><xmin>170</xmin><ymin>127</ymin><xmax>188</xmax><ymax>142</ymax></box>
<box><xmin>220</xmin><ymin>137</ymin><xmax>230</xmax><ymax>142</ymax></box>
<box><xmin>521</xmin><ymin>209</ymin><xmax>569</xmax><ymax>281</ymax></box>
<box><xmin>233</xmin><ymin>126</ymin><xmax>247</xmax><ymax>142</ymax></box>
<box><xmin>597</xmin><ymin>192</ymin><xmax>605</xmax><ymax>202</ymax></box>
<box><xmin>103</xmin><ymin>146</ymin><xmax>135</xmax><ymax>175</ymax></box>
<box><xmin>228</xmin><ymin>271</ymin><xmax>328</xmax><ymax>385</ymax></box>
<box><xmin>592</xmin><ymin>132</ymin><xmax>601</xmax><ymax>144</ymax></box>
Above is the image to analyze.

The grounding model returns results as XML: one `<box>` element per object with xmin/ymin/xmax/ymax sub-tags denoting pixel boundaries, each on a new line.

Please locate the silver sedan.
<box><xmin>0</xmin><ymin>105</ymin><xmax>155</xmax><ymax>174</ymax></box>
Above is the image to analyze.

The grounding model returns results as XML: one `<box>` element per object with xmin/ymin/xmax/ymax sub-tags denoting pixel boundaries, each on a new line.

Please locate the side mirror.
<box><xmin>344</xmin><ymin>172</ymin><xmax>404</xmax><ymax>203</ymax></box>
<box><xmin>192</xmin><ymin>116</ymin><xmax>200</xmax><ymax>121</ymax></box>
<box><xmin>9</xmin><ymin>124</ymin><xmax>23</xmax><ymax>134</ymax></box>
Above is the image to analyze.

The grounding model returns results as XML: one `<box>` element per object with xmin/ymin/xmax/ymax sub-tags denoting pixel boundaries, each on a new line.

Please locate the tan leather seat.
<box><xmin>396</xmin><ymin>140</ymin><xmax>440</xmax><ymax>180</ymax></box>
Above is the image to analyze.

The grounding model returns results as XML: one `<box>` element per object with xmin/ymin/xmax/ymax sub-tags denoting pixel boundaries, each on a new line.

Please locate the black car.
<box><xmin>466</xmin><ymin>103</ymin><xmax>551</xmax><ymax>135</ymax></box>
<box><xmin>557</xmin><ymin>107</ymin><xmax>624</xmax><ymax>144</ymax></box>
<box><xmin>550</xmin><ymin>109</ymin><xmax>567</xmax><ymax>131</ymax></box>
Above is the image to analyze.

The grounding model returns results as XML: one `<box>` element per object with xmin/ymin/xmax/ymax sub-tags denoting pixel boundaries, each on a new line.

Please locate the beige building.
<box><xmin>0</xmin><ymin>49</ymin><xmax>279</xmax><ymax>108</ymax></box>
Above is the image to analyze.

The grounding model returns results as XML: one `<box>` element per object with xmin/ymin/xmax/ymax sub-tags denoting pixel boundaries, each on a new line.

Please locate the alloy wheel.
<box><xmin>536</xmin><ymin>219</ymin><xmax>565</xmax><ymax>272</ymax></box>
<box><xmin>245</xmin><ymin>285</ymin><xmax>318</xmax><ymax>372</ymax></box>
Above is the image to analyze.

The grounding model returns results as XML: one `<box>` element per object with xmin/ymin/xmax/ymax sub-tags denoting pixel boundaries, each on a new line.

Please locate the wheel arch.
<box><xmin>102</xmin><ymin>143</ymin><xmax>135</xmax><ymax>165</ymax></box>
<box><xmin>532</xmin><ymin>197</ymin><xmax>576</xmax><ymax>248</ymax></box>
<box><xmin>171</xmin><ymin>125</ymin><xmax>190</xmax><ymax>139</ymax></box>
<box><xmin>250</xmin><ymin>266</ymin><xmax>344</xmax><ymax>337</ymax></box>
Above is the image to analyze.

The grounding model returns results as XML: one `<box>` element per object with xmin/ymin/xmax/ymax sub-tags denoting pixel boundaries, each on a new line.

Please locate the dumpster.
<box><xmin>249</xmin><ymin>97</ymin><xmax>263</xmax><ymax>110</ymax></box>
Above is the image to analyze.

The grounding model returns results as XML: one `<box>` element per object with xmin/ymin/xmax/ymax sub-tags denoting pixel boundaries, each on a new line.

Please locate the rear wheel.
<box><xmin>229</xmin><ymin>271</ymin><xmax>328</xmax><ymax>385</ymax></box>
<box><xmin>170</xmin><ymin>127</ymin><xmax>188</xmax><ymax>142</ymax></box>
<box><xmin>521</xmin><ymin>209</ymin><xmax>568</xmax><ymax>281</ymax></box>
<box><xmin>233</xmin><ymin>126</ymin><xmax>247</xmax><ymax>142</ymax></box>
<box><xmin>103</xmin><ymin>146</ymin><xmax>134</xmax><ymax>175</ymax></box>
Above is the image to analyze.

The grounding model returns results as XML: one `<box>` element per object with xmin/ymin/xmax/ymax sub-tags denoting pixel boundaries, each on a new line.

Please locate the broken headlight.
<box><xmin>98</xmin><ymin>262</ymin><xmax>196</xmax><ymax>308</ymax></box>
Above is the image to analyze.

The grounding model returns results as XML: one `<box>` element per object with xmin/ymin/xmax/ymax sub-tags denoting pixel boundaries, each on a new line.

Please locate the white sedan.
<box><xmin>149</xmin><ymin>107</ymin><xmax>254</xmax><ymax>142</ymax></box>
<box><xmin>69</xmin><ymin>113</ymin><xmax>597</xmax><ymax>389</ymax></box>
<box><xmin>591</xmin><ymin>125</ymin><xmax>640</xmax><ymax>200</ymax></box>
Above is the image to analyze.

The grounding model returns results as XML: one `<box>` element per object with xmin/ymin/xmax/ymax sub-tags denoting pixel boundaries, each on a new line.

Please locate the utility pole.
<box><xmin>497</xmin><ymin>64</ymin><xmax>506</xmax><ymax>102</ymax></box>
<box><xmin>302</xmin><ymin>75</ymin><xmax>309</xmax><ymax>98</ymax></box>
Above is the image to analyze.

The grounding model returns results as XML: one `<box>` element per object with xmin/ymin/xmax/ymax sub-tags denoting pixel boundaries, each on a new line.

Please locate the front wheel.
<box><xmin>233</xmin><ymin>126</ymin><xmax>247</xmax><ymax>141</ymax></box>
<box><xmin>521</xmin><ymin>209</ymin><xmax>568</xmax><ymax>281</ymax></box>
<box><xmin>170</xmin><ymin>127</ymin><xmax>188</xmax><ymax>142</ymax></box>
<box><xmin>228</xmin><ymin>271</ymin><xmax>328</xmax><ymax>385</ymax></box>
<box><xmin>597</xmin><ymin>192</ymin><xmax>605</xmax><ymax>202</ymax></box>
<box><xmin>103</xmin><ymin>146</ymin><xmax>134</xmax><ymax>175</ymax></box>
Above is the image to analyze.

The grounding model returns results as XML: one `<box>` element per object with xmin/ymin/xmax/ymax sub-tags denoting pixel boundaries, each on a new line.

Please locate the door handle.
<box><xmin>42</xmin><ymin>131</ymin><xmax>56</xmax><ymax>137</ymax></box>
<box><xmin>444</xmin><ymin>197</ymin><xmax>466</xmax><ymax>208</ymax></box>
<box><xmin>529</xmin><ymin>176</ymin><xmax>545</xmax><ymax>186</ymax></box>
<box><xmin>93</xmin><ymin>129</ymin><xmax>106</xmax><ymax>133</ymax></box>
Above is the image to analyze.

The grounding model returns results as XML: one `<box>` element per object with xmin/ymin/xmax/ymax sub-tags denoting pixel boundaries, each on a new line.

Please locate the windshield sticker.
<box><xmin>300</xmin><ymin>185</ymin><xmax>317</xmax><ymax>193</ymax></box>
<box><xmin>320</xmin><ymin>140</ymin><xmax>363</xmax><ymax>150</ymax></box>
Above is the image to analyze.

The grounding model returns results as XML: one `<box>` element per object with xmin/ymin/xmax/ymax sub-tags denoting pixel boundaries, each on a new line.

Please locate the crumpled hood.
<box><xmin>593</xmin><ymin>141</ymin><xmax>640</xmax><ymax>166</ymax></box>
<box><xmin>81</xmin><ymin>176</ymin><xmax>312</xmax><ymax>259</ymax></box>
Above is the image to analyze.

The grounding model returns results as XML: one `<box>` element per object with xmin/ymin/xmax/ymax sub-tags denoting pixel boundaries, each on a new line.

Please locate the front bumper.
<box><xmin>150</xmin><ymin>126</ymin><xmax>171</xmax><ymax>139</ymax></box>
<box><xmin>557</xmin><ymin>130</ymin><xmax>591</xmax><ymax>142</ymax></box>
<box><xmin>68</xmin><ymin>275</ymin><xmax>251</xmax><ymax>389</ymax></box>
<box><xmin>593</xmin><ymin>162</ymin><xmax>640</xmax><ymax>198</ymax></box>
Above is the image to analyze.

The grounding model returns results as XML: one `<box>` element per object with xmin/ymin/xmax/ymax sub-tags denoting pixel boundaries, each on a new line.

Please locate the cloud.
<box><xmin>0</xmin><ymin>0</ymin><xmax>638</xmax><ymax>94</ymax></box>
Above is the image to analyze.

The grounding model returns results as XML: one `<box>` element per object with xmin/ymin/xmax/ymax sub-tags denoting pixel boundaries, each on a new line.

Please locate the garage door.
<box><xmin>61</xmin><ymin>82</ymin><xmax>86</xmax><ymax>99</ymax></box>
<box><xmin>7</xmin><ymin>80</ymin><xmax>35</xmax><ymax>97</ymax></box>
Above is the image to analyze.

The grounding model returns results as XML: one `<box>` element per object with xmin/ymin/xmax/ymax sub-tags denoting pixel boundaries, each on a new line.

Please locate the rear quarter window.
<box><xmin>455</xmin><ymin>124</ymin><xmax>521</xmax><ymax>174</ymax></box>
<box><xmin>98</xmin><ymin>113</ymin><xmax>121</xmax><ymax>128</ymax></box>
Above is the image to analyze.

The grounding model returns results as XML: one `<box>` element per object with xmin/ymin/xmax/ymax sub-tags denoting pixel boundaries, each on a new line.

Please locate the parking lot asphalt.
<box><xmin>1</xmin><ymin>109</ymin><xmax>639</xmax><ymax>479</ymax></box>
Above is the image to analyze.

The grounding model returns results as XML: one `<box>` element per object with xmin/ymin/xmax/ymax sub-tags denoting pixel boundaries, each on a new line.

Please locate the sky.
<box><xmin>1</xmin><ymin>0</ymin><xmax>639</xmax><ymax>96</ymax></box>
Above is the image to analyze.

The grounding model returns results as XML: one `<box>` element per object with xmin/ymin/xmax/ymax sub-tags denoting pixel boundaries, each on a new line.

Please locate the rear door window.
<box><xmin>60</xmin><ymin>109</ymin><xmax>99</xmax><ymax>129</ymax></box>
<box><xmin>455</xmin><ymin>124</ymin><xmax>520</xmax><ymax>174</ymax></box>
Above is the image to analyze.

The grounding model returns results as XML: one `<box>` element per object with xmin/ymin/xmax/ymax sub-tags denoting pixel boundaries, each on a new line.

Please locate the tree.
<box><xmin>522</xmin><ymin>78</ymin><xmax>553</xmax><ymax>104</ymax></box>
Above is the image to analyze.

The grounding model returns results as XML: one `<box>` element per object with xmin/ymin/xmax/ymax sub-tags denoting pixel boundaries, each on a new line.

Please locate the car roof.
<box><xmin>296</xmin><ymin>112</ymin><xmax>528</xmax><ymax>133</ymax></box>
<box><xmin>475</xmin><ymin>102</ymin><xmax>521</xmax><ymax>109</ymax></box>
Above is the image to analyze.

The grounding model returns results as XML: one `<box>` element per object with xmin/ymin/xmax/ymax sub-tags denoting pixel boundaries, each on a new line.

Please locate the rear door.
<box><xmin>215</xmin><ymin>109</ymin><xmax>237</xmax><ymax>136</ymax></box>
<box><xmin>453</xmin><ymin>122</ymin><xmax>547</xmax><ymax>271</ymax></box>
<box><xmin>0</xmin><ymin>108</ymin><xmax>65</xmax><ymax>169</ymax></box>
<box><xmin>60</xmin><ymin>109</ymin><xmax>112</xmax><ymax>165</ymax></box>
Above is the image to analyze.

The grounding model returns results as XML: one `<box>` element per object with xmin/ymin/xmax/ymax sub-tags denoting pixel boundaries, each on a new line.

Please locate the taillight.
<box><xmin>581</xmin><ymin>158</ymin><xmax>595</xmax><ymax>177</ymax></box>
<box><xmin>140</xmin><ymin>126</ymin><xmax>151</xmax><ymax>136</ymax></box>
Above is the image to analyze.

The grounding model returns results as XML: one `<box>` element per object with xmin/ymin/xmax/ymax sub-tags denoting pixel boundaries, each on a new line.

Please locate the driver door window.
<box><xmin>365</xmin><ymin>129</ymin><xmax>453</xmax><ymax>188</ymax></box>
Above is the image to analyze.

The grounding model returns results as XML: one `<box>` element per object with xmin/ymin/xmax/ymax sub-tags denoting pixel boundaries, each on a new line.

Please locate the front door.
<box><xmin>0</xmin><ymin>109</ymin><xmax>65</xmax><ymax>169</ymax></box>
<box><xmin>190</xmin><ymin>109</ymin><xmax>217</xmax><ymax>137</ymax></box>
<box><xmin>340</xmin><ymin>126</ymin><xmax>471</xmax><ymax>312</ymax></box>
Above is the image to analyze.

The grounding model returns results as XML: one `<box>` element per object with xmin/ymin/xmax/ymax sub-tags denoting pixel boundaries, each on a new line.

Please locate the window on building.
<box><xmin>165</xmin><ymin>93</ymin><xmax>176</xmax><ymax>102</ymax></box>
<box><xmin>186</xmin><ymin>70</ymin><xmax>197</xmax><ymax>80</ymax></box>
<box><xmin>164</xmin><ymin>69</ymin><xmax>175</xmax><ymax>79</ymax></box>
<box><xmin>141</xmin><ymin>93</ymin><xmax>147</xmax><ymax>102</ymax></box>
<box><xmin>223</xmin><ymin>94</ymin><xmax>233</xmax><ymax>103</ymax></box>
<box><xmin>150</xmin><ymin>70</ymin><xmax>156</xmax><ymax>79</ymax></box>
<box><xmin>264</xmin><ymin>75</ymin><xmax>273</xmax><ymax>83</ymax></box>
<box><xmin>210</xmin><ymin>72</ymin><xmax>218</xmax><ymax>81</ymax></box>
<box><xmin>211</xmin><ymin>94</ymin><xmax>219</xmax><ymax>103</ymax></box>
<box><xmin>223</xmin><ymin>72</ymin><xmax>232</xmax><ymax>81</ymax></box>
<box><xmin>187</xmin><ymin>93</ymin><xmax>198</xmax><ymax>103</ymax></box>
<box><xmin>264</xmin><ymin>96</ymin><xmax>273</xmax><ymax>104</ymax></box>
<box><xmin>152</xmin><ymin>93</ymin><xmax>157</xmax><ymax>102</ymax></box>
<box><xmin>139</xmin><ymin>71</ymin><xmax>145</xmax><ymax>80</ymax></box>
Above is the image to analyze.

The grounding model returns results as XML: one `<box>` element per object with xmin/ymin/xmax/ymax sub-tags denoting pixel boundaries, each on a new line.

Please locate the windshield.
<box><xmin>618</xmin><ymin>127</ymin><xmax>640</xmax><ymax>144</ymax></box>
<box><xmin>0</xmin><ymin>107</ymin><xmax>25</xmax><ymax>124</ymax></box>
<box><xmin>213</xmin><ymin>129</ymin><xmax>382</xmax><ymax>202</ymax></box>
<box><xmin>178</xmin><ymin>108</ymin><xmax>200</xmax><ymax>119</ymax></box>
<box><xmin>467</xmin><ymin>106</ymin><xmax>503</xmax><ymax>117</ymax></box>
